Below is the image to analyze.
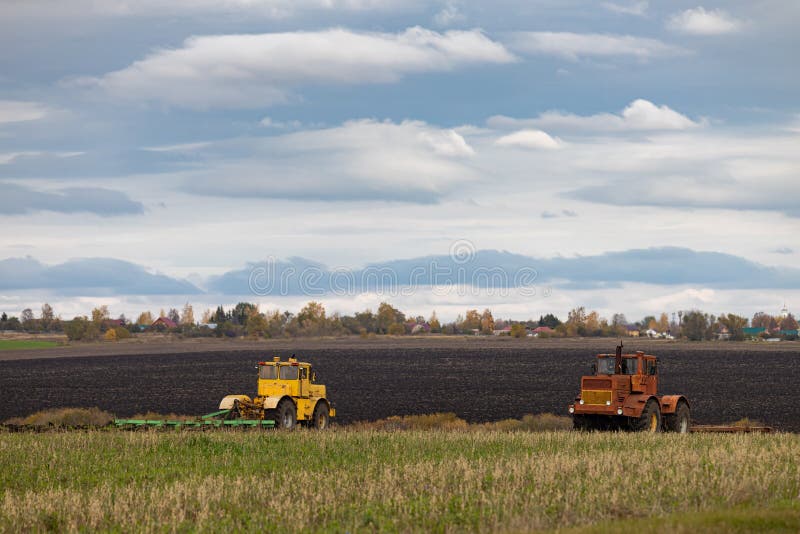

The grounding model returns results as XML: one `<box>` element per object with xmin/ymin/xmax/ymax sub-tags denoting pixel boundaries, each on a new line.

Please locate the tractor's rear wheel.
<box><xmin>665</xmin><ymin>401</ymin><xmax>690</xmax><ymax>433</ymax></box>
<box><xmin>631</xmin><ymin>399</ymin><xmax>662</xmax><ymax>433</ymax></box>
<box><xmin>276</xmin><ymin>399</ymin><xmax>297</xmax><ymax>430</ymax></box>
<box><xmin>312</xmin><ymin>402</ymin><xmax>330</xmax><ymax>430</ymax></box>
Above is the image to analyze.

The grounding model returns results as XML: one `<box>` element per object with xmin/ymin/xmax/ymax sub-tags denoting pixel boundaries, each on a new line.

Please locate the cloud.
<box><xmin>667</xmin><ymin>7</ymin><xmax>743</xmax><ymax>35</ymax></box>
<box><xmin>488</xmin><ymin>99</ymin><xmax>701</xmax><ymax>132</ymax></box>
<box><xmin>0</xmin><ymin>101</ymin><xmax>49</xmax><ymax>124</ymax></box>
<box><xmin>433</xmin><ymin>0</ymin><xmax>465</xmax><ymax>27</ymax></box>
<box><xmin>495</xmin><ymin>129</ymin><xmax>562</xmax><ymax>149</ymax></box>
<box><xmin>541</xmin><ymin>209</ymin><xmax>577</xmax><ymax>219</ymax></box>
<box><xmin>0</xmin><ymin>257</ymin><xmax>202</xmax><ymax>295</ymax></box>
<box><xmin>206</xmin><ymin>247</ymin><xmax>800</xmax><ymax>295</ymax></box>
<box><xmin>0</xmin><ymin>183</ymin><xmax>144</xmax><ymax>217</ymax></box>
<box><xmin>4</xmin><ymin>0</ymin><xmax>419</xmax><ymax>20</ymax></box>
<box><xmin>83</xmin><ymin>27</ymin><xmax>515</xmax><ymax>109</ymax></box>
<box><xmin>601</xmin><ymin>1</ymin><xmax>648</xmax><ymax>16</ymax></box>
<box><xmin>505</xmin><ymin>32</ymin><xmax>685</xmax><ymax>61</ymax></box>
<box><xmin>772</xmin><ymin>248</ymin><xmax>794</xmax><ymax>255</ymax></box>
<box><xmin>185</xmin><ymin>119</ymin><xmax>478</xmax><ymax>202</ymax></box>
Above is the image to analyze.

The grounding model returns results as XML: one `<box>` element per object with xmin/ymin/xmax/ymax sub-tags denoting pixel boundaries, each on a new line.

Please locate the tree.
<box><xmin>461</xmin><ymin>309</ymin><xmax>481</xmax><ymax>331</ymax></box>
<box><xmin>584</xmin><ymin>311</ymin><xmax>601</xmax><ymax>336</ymax></box>
<box><xmin>510</xmin><ymin>323</ymin><xmax>527</xmax><ymax>338</ymax></box>
<box><xmin>201</xmin><ymin>309</ymin><xmax>212</xmax><ymax>324</ymax></box>
<box><xmin>719</xmin><ymin>313</ymin><xmax>748</xmax><ymax>341</ymax></box>
<box><xmin>91</xmin><ymin>306</ymin><xmax>109</xmax><ymax>325</ymax></box>
<box><xmin>136</xmin><ymin>311</ymin><xmax>153</xmax><ymax>326</ymax></box>
<box><xmin>640</xmin><ymin>316</ymin><xmax>656</xmax><ymax>330</ymax></box>
<box><xmin>780</xmin><ymin>313</ymin><xmax>799</xmax><ymax>331</ymax></box>
<box><xmin>21</xmin><ymin>308</ymin><xmax>34</xmax><ymax>324</ymax></box>
<box><xmin>377</xmin><ymin>302</ymin><xmax>404</xmax><ymax>334</ymax></box>
<box><xmin>538</xmin><ymin>314</ymin><xmax>561</xmax><ymax>328</ymax></box>
<box><xmin>167</xmin><ymin>308</ymin><xmax>180</xmax><ymax>324</ymax></box>
<box><xmin>64</xmin><ymin>316</ymin><xmax>100</xmax><ymax>341</ymax></box>
<box><xmin>611</xmin><ymin>313</ymin><xmax>628</xmax><ymax>336</ymax></box>
<box><xmin>565</xmin><ymin>307</ymin><xmax>586</xmax><ymax>336</ymax></box>
<box><xmin>297</xmin><ymin>301</ymin><xmax>327</xmax><ymax>335</ymax></box>
<box><xmin>245</xmin><ymin>312</ymin><xmax>269</xmax><ymax>337</ymax></box>
<box><xmin>387</xmin><ymin>322</ymin><xmax>405</xmax><ymax>335</ymax></box>
<box><xmin>40</xmin><ymin>303</ymin><xmax>54</xmax><ymax>330</ymax></box>
<box><xmin>0</xmin><ymin>312</ymin><xmax>6</xmax><ymax>323</ymax></box>
<box><xmin>751</xmin><ymin>312</ymin><xmax>773</xmax><ymax>329</ymax></box>
<box><xmin>480</xmin><ymin>309</ymin><xmax>495</xmax><ymax>335</ymax></box>
<box><xmin>656</xmin><ymin>313</ymin><xmax>669</xmax><ymax>333</ymax></box>
<box><xmin>180</xmin><ymin>303</ymin><xmax>195</xmax><ymax>326</ymax></box>
<box><xmin>682</xmin><ymin>311</ymin><xmax>709</xmax><ymax>341</ymax></box>
<box><xmin>232</xmin><ymin>302</ymin><xmax>258</xmax><ymax>325</ymax></box>
<box><xmin>428</xmin><ymin>311</ymin><xmax>441</xmax><ymax>333</ymax></box>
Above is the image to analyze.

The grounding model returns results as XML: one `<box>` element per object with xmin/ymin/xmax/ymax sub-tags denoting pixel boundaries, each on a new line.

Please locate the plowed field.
<box><xmin>1</xmin><ymin>343</ymin><xmax>798</xmax><ymax>429</ymax></box>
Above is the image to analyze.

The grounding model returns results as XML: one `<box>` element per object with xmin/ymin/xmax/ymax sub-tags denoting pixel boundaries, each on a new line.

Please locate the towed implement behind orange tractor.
<box><xmin>569</xmin><ymin>344</ymin><xmax>690</xmax><ymax>432</ymax></box>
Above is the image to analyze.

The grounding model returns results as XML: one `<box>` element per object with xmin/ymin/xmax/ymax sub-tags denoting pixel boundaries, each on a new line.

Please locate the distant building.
<box><xmin>625</xmin><ymin>325</ymin><xmax>640</xmax><ymax>337</ymax></box>
<box><xmin>531</xmin><ymin>326</ymin><xmax>554</xmax><ymax>335</ymax></box>
<box><xmin>493</xmin><ymin>325</ymin><xmax>512</xmax><ymax>336</ymax></box>
<box><xmin>151</xmin><ymin>317</ymin><xmax>177</xmax><ymax>329</ymax></box>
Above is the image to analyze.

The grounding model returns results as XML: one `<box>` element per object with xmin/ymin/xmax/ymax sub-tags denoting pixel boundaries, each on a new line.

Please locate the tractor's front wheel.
<box><xmin>276</xmin><ymin>399</ymin><xmax>297</xmax><ymax>430</ymax></box>
<box><xmin>631</xmin><ymin>399</ymin><xmax>662</xmax><ymax>433</ymax></box>
<box><xmin>665</xmin><ymin>401</ymin><xmax>690</xmax><ymax>433</ymax></box>
<box><xmin>312</xmin><ymin>402</ymin><xmax>330</xmax><ymax>430</ymax></box>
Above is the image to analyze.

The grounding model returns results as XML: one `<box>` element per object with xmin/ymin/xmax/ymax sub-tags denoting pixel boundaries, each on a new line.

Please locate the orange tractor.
<box><xmin>569</xmin><ymin>344</ymin><xmax>690</xmax><ymax>432</ymax></box>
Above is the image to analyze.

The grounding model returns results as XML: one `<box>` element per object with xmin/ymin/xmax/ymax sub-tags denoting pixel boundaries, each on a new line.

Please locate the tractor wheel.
<box><xmin>631</xmin><ymin>399</ymin><xmax>662</xmax><ymax>433</ymax></box>
<box><xmin>312</xmin><ymin>402</ymin><xmax>330</xmax><ymax>430</ymax></box>
<box><xmin>665</xmin><ymin>401</ymin><xmax>690</xmax><ymax>433</ymax></box>
<box><xmin>276</xmin><ymin>399</ymin><xmax>297</xmax><ymax>430</ymax></box>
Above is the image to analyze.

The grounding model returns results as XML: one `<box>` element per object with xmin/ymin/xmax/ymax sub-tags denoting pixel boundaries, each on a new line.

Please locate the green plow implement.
<box><xmin>113</xmin><ymin>409</ymin><xmax>276</xmax><ymax>429</ymax></box>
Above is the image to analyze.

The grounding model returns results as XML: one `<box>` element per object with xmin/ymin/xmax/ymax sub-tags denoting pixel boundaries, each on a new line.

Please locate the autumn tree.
<box><xmin>377</xmin><ymin>302</ymin><xmax>404</xmax><ymax>334</ymax></box>
<box><xmin>461</xmin><ymin>309</ymin><xmax>481</xmax><ymax>332</ymax></box>
<box><xmin>180</xmin><ymin>303</ymin><xmax>195</xmax><ymax>325</ymax></box>
<box><xmin>136</xmin><ymin>311</ymin><xmax>153</xmax><ymax>325</ymax></box>
<box><xmin>565</xmin><ymin>307</ymin><xmax>586</xmax><ymax>336</ymax></box>
<box><xmin>780</xmin><ymin>313</ymin><xmax>799</xmax><ymax>331</ymax></box>
<box><xmin>428</xmin><ymin>311</ymin><xmax>441</xmax><ymax>333</ymax></box>
<box><xmin>718</xmin><ymin>313</ymin><xmax>748</xmax><ymax>341</ymax></box>
<box><xmin>201</xmin><ymin>309</ymin><xmax>212</xmax><ymax>324</ymax></box>
<box><xmin>91</xmin><ymin>306</ymin><xmax>109</xmax><ymax>326</ymax></box>
<box><xmin>480</xmin><ymin>309</ymin><xmax>495</xmax><ymax>334</ymax></box>
<box><xmin>246</xmin><ymin>312</ymin><xmax>269</xmax><ymax>337</ymax></box>
<box><xmin>751</xmin><ymin>312</ymin><xmax>772</xmax><ymax>329</ymax></box>
<box><xmin>510</xmin><ymin>323</ymin><xmax>527</xmax><ymax>338</ymax></box>
<box><xmin>538</xmin><ymin>314</ymin><xmax>561</xmax><ymax>328</ymax></box>
<box><xmin>584</xmin><ymin>311</ymin><xmax>601</xmax><ymax>336</ymax></box>
<box><xmin>167</xmin><ymin>308</ymin><xmax>180</xmax><ymax>324</ymax></box>
<box><xmin>656</xmin><ymin>313</ymin><xmax>670</xmax><ymax>333</ymax></box>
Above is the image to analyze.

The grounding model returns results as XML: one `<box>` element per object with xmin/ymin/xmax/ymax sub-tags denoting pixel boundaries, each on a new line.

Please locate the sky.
<box><xmin>0</xmin><ymin>0</ymin><xmax>798</xmax><ymax>322</ymax></box>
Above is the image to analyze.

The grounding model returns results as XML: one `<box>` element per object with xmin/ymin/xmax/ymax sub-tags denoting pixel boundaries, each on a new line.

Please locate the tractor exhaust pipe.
<box><xmin>615</xmin><ymin>340</ymin><xmax>623</xmax><ymax>374</ymax></box>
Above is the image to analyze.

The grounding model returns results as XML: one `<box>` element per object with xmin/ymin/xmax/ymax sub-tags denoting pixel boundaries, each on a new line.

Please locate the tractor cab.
<box><xmin>590</xmin><ymin>349</ymin><xmax>658</xmax><ymax>396</ymax></box>
<box><xmin>257</xmin><ymin>357</ymin><xmax>316</xmax><ymax>398</ymax></box>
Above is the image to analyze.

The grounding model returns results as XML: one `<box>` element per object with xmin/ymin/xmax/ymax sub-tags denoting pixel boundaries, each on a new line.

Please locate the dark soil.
<box><xmin>1</xmin><ymin>345</ymin><xmax>798</xmax><ymax>430</ymax></box>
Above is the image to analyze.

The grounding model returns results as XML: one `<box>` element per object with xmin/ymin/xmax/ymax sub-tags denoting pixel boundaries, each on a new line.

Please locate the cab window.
<box><xmin>259</xmin><ymin>365</ymin><xmax>278</xmax><ymax>379</ymax></box>
<box><xmin>597</xmin><ymin>358</ymin><xmax>615</xmax><ymax>374</ymax></box>
<box><xmin>280</xmin><ymin>366</ymin><xmax>299</xmax><ymax>380</ymax></box>
<box><xmin>621</xmin><ymin>358</ymin><xmax>638</xmax><ymax>375</ymax></box>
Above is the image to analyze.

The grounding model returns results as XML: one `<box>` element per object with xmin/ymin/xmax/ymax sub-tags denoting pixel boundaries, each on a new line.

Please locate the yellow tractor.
<box><xmin>218</xmin><ymin>356</ymin><xmax>335</xmax><ymax>429</ymax></box>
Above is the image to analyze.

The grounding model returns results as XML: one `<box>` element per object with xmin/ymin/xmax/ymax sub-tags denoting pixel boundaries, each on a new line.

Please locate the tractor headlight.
<box><xmin>617</xmin><ymin>408</ymin><xmax>623</xmax><ymax>415</ymax></box>
<box><xmin>606</xmin><ymin>400</ymin><xmax>611</xmax><ymax>406</ymax></box>
<box><xmin>579</xmin><ymin>399</ymin><xmax>585</xmax><ymax>405</ymax></box>
<box><xmin>568</xmin><ymin>407</ymin><xmax>575</xmax><ymax>414</ymax></box>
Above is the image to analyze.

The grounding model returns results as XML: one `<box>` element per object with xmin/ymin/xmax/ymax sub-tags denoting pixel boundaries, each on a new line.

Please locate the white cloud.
<box><xmin>505</xmin><ymin>32</ymin><xmax>685</xmax><ymax>61</ymax></box>
<box><xmin>495</xmin><ymin>129</ymin><xmax>561</xmax><ymax>150</ymax></box>
<box><xmin>186</xmin><ymin>119</ymin><xmax>478</xmax><ymax>202</ymax></box>
<box><xmin>0</xmin><ymin>101</ymin><xmax>49</xmax><ymax>124</ymax></box>
<box><xmin>433</xmin><ymin>0</ymin><xmax>465</xmax><ymax>27</ymax></box>
<box><xmin>667</xmin><ymin>7</ymin><xmax>742</xmax><ymax>35</ymax></box>
<box><xmin>259</xmin><ymin>117</ymin><xmax>302</xmax><ymax>129</ymax></box>
<box><xmin>488</xmin><ymin>99</ymin><xmax>701</xmax><ymax>132</ymax></box>
<box><xmin>83</xmin><ymin>27</ymin><xmax>515</xmax><ymax>109</ymax></box>
<box><xmin>601</xmin><ymin>1</ymin><xmax>648</xmax><ymax>16</ymax></box>
<box><xmin>5</xmin><ymin>0</ymin><xmax>418</xmax><ymax>20</ymax></box>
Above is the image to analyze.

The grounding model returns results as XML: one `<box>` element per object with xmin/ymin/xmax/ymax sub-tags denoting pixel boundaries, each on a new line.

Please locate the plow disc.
<box><xmin>113</xmin><ymin>409</ymin><xmax>275</xmax><ymax>429</ymax></box>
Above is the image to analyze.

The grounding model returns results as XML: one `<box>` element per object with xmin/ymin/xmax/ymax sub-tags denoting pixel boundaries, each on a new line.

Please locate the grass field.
<box><xmin>0</xmin><ymin>339</ymin><xmax>58</xmax><ymax>351</ymax></box>
<box><xmin>0</xmin><ymin>430</ymin><xmax>798</xmax><ymax>532</ymax></box>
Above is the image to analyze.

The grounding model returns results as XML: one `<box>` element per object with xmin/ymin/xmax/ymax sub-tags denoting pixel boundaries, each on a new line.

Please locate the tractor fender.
<box><xmin>660</xmin><ymin>395</ymin><xmax>689</xmax><ymax>415</ymax></box>
<box><xmin>262</xmin><ymin>395</ymin><xmax>293</xmax><ymax>410</ymax></box>
<box><xmin>219</xmin><ymin>395</ymin><xmax>252</xmax><ymax>410</ymax></box>
<box><xmin>622</xmin><ymin>394</ymin><xmax>658</xmax><ymax>418</ymax></box>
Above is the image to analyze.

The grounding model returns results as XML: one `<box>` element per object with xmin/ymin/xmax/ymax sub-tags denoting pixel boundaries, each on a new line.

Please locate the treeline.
<box><xmin>1</xmin><ymin>302</ymin><xmax>797</xmax><ymax>342</ymax></box>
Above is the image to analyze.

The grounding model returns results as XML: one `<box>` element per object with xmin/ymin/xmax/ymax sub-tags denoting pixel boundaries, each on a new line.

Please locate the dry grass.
<box><xmin>352</xmin><ymin>412</ymin><xmax>571</xmax><ymax>432</ymax></box>
<box><xmin>4</xmin><ymin>407</ymin><xmax>113</xmax><ymax>427</ymax></box>
<box><xmin>1</xmin><ymin>430</ymin><xmax>797</xmax><ymax>532</ymax></box>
